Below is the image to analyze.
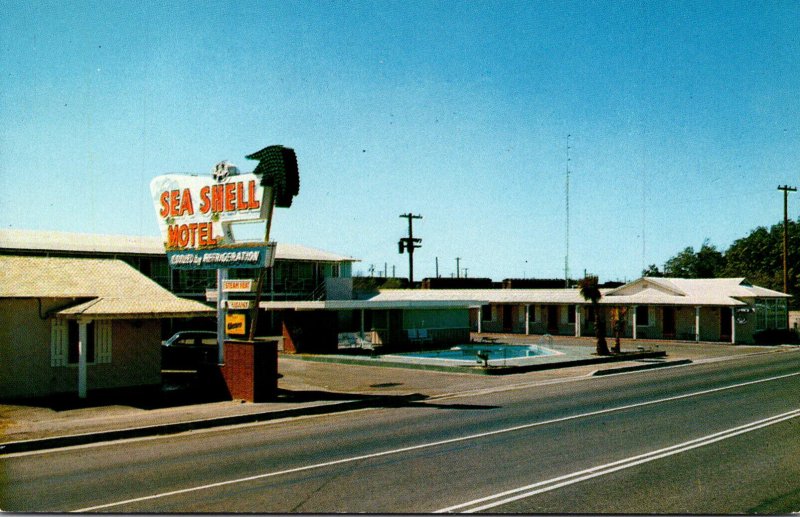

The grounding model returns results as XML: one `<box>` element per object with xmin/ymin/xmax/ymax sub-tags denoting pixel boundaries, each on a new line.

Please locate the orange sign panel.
<box><xmin>225</xmin><ymin>313</ymin><xmax>247</xmax><ymax>335</ymax></box>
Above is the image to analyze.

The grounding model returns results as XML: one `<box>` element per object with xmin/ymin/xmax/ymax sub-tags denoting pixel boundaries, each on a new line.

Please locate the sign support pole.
<box><xmin>248</xmin><ymin>188</ymin><xmax>276</xmax><ymax>341</ymax></box>
<box><xmin>216</xmin><ymin>268</ymin><xmax>228</xmax><ymax>363</ymax></box>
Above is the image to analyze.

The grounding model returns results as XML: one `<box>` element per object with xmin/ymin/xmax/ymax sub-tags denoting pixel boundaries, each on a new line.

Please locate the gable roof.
<box><xmin>605</xmin><ymin>277</ymin><xmax>687</xmax><ymax>297</ymax></box>
<box><xmin>604</xmin><ymin>277</ymin><xmax>789</xmax><ymax>306</ymax></box>
<box><xmin>365</xmin><ymin>277</ymin><xmax>789</xmax><ymax>308</ymax></box>
<box><xmin>0</xmin><ymin>255</ymin><xmax>213</xmax><ymax>319</ymax></box>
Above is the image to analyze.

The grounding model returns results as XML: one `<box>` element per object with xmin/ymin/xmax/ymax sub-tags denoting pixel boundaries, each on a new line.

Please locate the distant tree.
<box><xmin>663</xmin><ymin>240</ymin><xmax>724</xmax><ymax>278</ymax></box>
<box><xmin>642</xmin><ymin>264</ymin><xmax>663</xmax><ymax>277</ymax></box>
<box><xmin>578</xmin><ymin>275</ymin><xmax>610</xmax><ymax>355</ymax></box>
<box><xmin>722</xmin><ymin>219</ymin><xmax>799</xmax><ymax>307</ymax></box>
<box><xmin>659</xmin><ymin>217</ymin><xmax>799</xmax><ymax>309</ymax></box>
<box><xmin>695</xmin><ymin>241</ymin><xmax>726</xmax><ymax>277</ymax></box>
<box><xmin>664</xmin><ymin>247</ymin><xmax>697</xmax><ymax>277</ymax></box>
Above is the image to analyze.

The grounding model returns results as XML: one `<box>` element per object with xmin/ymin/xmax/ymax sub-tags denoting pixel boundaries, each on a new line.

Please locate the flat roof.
<box><xmin>259</xmin><ymin>300</ymin><xmax>481</xmax><ymax>311</ymax></box>
<box><xmin>0</xmin><ymin>228</ymin><xmax>358</xmax><ymax>263</ymax></box>
<box><xmin>369</xmin><ymin>288</ymin><xmax>606</xmax><ymax>305</ymax></box>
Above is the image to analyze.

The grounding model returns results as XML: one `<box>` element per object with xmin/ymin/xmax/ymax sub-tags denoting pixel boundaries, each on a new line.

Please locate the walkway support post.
<box><xmin>78</xmin><ymin>320</ymin><xmax>89</xmax><ymax>399</ymax></box>
<box><xmin>695</xmin><ymin>306</ymin><xmax>701</xmax><ymax>342</ymax></box>
<box><xmin>632</xmin><ymin>305</ymin><xmax>638</xmax><ymax>340</ymax></box>
<box><xmin>525</xmin><ymin>304</ymin><xmax>530</xmax><ymax>336</ymax></box>
<box><xmin>574</xmin><ymin>305</ymin><xmax>581</xmax><ymax>337</ymax></box>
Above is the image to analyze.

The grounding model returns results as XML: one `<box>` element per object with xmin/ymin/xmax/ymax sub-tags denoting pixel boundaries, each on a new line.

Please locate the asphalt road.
<box><xmin>2</xmin><ymin>351</ymin><xmax>800</xmax><ymax>513</ymax></box>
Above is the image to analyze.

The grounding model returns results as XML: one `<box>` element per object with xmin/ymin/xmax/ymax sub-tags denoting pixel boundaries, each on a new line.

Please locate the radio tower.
<box><xmin>564</xmin><ymin>134</ymin><xmax>571</xmax><ymax>288</ymax></box>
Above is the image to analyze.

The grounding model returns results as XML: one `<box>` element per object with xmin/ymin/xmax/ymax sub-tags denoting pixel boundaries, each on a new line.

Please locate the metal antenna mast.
<box><xmin>565</xmin><ymin>134</ymin><xmax>571</xmax><ymax>287</ymax></box>
<box><xmin>642</xmin><ymin>161</ymin><xmax>647</xmax><ymax>273</ymax></box>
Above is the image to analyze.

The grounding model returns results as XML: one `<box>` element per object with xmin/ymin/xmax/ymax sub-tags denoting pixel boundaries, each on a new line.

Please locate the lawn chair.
<box><xmin>416</xmin><ymin>328</ymin><xmax>433</xmax><ymax>344</ymax></box>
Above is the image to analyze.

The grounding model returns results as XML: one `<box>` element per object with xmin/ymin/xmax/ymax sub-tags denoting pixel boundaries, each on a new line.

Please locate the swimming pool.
<box><xmin>388</xmin><ymin>343</ymin><xmax>559</xmax><ymax>364</ymax></box>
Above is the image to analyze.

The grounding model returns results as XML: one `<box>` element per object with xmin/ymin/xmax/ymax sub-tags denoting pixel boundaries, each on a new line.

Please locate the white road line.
<box><xmin>436</xmin><ymin>408</ymin><xmax>800</xmax><ymax>513</ymax></box>
<box><xmin>72</xmin><ymin>370</ymin><xmax>800</xmax><ymax>513</ymax></box>
<box><xmin>433</xmin><ymin>349</ymin><xmax>800</xmax><ymax>401</ymax></box>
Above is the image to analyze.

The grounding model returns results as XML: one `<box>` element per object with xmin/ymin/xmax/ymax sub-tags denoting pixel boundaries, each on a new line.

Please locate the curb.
<box><xmin>0</xmin><ymin>394</ymin><xmax>426</xmax><ymax>455</ymax></box>
<box><xmin>478</xmin><ymin>351</ymin><xmax>668</xmax><ymax>375</ymax></box>
<box><xmin>592</xmin><ymin>359</ymin><xmax>693</xmax><ymax>376</ymax></box>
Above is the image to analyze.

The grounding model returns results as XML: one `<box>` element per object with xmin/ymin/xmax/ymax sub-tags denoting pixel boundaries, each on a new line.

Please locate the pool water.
<box><xmin>394</xmin><ymin>343</ymin><xmax>557</xmax><ymax>363</ymax></box>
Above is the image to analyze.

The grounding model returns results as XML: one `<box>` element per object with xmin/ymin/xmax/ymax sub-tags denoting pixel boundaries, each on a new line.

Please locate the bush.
<box><xmin>752</xmin><ymin>328</ymin><xmax>800</xmax><ymax>345</ymax></box>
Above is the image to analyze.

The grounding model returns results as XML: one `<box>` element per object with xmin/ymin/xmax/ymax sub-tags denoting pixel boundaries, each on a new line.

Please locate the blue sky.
<box><xmin>2</xmin><ymin>1</ymin><xmax>799</xmax><ymax>282</ymax></box>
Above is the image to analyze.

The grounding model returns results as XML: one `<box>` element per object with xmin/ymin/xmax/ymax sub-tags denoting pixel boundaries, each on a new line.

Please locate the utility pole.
<box><xmin>456</xmin><ymin>257</ymin><xmax>461</xmax><ymax>279</ymax></box>
<box><xmin>778</xmin><ymin>185</ymin><xmax>797</xmax><ymax>293</ymax></box>
<box><xmin>398</xmin><ymin>213</ymin><xmax>422</xmax><ymax>287</ymax></box>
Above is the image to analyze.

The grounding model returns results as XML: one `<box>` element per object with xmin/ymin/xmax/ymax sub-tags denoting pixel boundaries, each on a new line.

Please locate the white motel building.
<box><xmin>0</xmin><ymin>228</ymin><xmax>792</xmax><ymax>398</ymax></box>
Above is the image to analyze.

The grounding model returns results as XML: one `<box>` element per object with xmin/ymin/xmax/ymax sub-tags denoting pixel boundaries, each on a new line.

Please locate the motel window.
<box><xmin>567</xmin><ymin>305</ymin><xmax>576</xmax><ymax>324</ymax></box>
<box><xmin>371</xmin><ymin>310</ymin><xmax>388</xmax><ymax>330</ymax></box>
<box><xmin>149</xmin><ymin>260</ymin><xmax>171</xmax><ymax>289</ymax></box>
<box><xmin>51</xmin><ymin>320</ymin><xmax>112</xmax><ymax>367</ymax></box>
<box><xmin>481</xmin><ymin>304</ymin><xmax>492</xmax><ymax>321</ymax></box>
<box><xmin>527</xmin><ymin>305</ymin><xmax>537</xmax><ymax>323</ymax></box>
<box><xmin>176</xmin><ymin>269</ymin><xmax>216</xmax><ymax>295</ymax></box>
<box><xmin>636</xmin><ymin>306</ymin><xmax>650</xmax><ymax>326</ymax></box>
<box><xmin>755</xmin><ymin>299</ymin><xmax>788</xmax><ymax>330</ymax></box>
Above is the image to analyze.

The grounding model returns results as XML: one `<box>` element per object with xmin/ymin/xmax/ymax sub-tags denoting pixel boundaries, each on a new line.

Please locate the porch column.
<box><xmin>575</xmin><ymin>305</ymin><xmax>581</xmax><ymax>337</ymax></box>
<box><xmin>731</xmin><ymin>309</ymin><xmax>736</xmax><ymax>344</ymax></box>
<box><xmin>477</xmin><ymin>307</ymin><xmax>482</xmax><ymax>334</ymax></box>
<box><xmin>525</xmin><ymin>304</ymin><xmax>530</xmax><ymax>335</ymax></box>
<box><xmin>360</xmin><ymin>309</ymin><xmax>365</xmax><ymax>340</ymax></box>
<box><xmin>695</xmin><ymin>306</ymin><xmax>701</xmax><ymax>342</ymax></box>
<box><xmin>78</xmin><ymin>319</ymin><xmax>89</xmax><ymax>399</ymax></box>
<box><xmin>632</xmin><ymin>305</ymin><xmax>638</xmax><ymax>340</ymax></box>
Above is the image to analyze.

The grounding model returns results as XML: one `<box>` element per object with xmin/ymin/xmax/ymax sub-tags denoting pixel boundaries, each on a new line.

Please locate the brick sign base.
<box><xmin>219</xmin><ymin>339</ymin><xmax>279</xmax><ymax>402</ymax></box>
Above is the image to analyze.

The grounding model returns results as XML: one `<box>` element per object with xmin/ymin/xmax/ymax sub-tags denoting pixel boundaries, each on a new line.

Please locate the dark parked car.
<box><xmin>161</xmin><ymin>331</ymin><xmax>218</xmax><ymax>370</ymax></box>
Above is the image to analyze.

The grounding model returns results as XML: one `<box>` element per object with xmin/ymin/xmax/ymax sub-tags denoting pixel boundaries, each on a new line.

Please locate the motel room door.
<box><xmin>547</xmin><ymin>306</ymin><xmax>559</xmax><ymax>334</ymax></box>
<box><xmin>663</xmin><ymin>307</ymin><xmax>676</xmax><ymax>339</ymax></box>
<box><xmin>720</xmin><ymin>307</ymin><xmax>732</xmax><ymax>342</ymax></box>
<box><xmin>503</xmin><ymin>305</ymin><xmax>513</xmax><ymax>332</ymax></box>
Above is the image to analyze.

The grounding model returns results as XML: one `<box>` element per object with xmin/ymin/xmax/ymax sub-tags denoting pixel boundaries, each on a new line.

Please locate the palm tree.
<box><xmin>579</xmin><ymin>275</ymin><xmax>610</xmax><ymax>355</ymax></box>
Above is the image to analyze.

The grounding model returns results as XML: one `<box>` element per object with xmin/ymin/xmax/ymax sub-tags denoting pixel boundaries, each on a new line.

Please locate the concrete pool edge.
<box><xmin>284</xmin><ymin>350</ymin><xmax>669</xmax><ymax>376</ymax></box>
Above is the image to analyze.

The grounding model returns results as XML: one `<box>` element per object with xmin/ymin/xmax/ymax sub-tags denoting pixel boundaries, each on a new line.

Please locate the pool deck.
<box><xmin>294</xmin><ymin>335</ymin><xmax>669</xmax><ymax>375</ymax></box>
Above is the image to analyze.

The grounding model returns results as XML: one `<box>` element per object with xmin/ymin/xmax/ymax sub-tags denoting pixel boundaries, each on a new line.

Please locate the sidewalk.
<box><xmin>0</xmin><ymin>339</ymin><xmax>791</xmax><ymax>454</ymax></box>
